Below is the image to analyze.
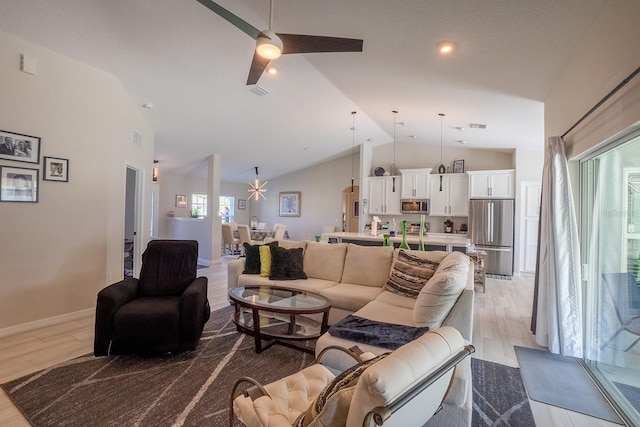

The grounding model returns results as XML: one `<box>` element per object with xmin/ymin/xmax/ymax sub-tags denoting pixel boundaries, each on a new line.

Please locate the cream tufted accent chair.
<box><xmin>230</xmin><ymin>326</ymin><xmax>474</xmax><ymax>427</ymax></box>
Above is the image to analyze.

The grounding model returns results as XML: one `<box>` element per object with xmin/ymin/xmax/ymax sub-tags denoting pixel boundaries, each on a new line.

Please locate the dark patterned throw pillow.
<box><xmin>243</xmin><ymin>241</ymin><xmax>278</xmax><ymax>274</ymax></box>
<box><xmin>385</xmin><ymin>250</ymin><xmax>440</xmax><ymax>298</ymax></box>
<box><xmin>269</xmin><ymin>245</ymin><xmax>307</xmax><ymax>280</ymax></box>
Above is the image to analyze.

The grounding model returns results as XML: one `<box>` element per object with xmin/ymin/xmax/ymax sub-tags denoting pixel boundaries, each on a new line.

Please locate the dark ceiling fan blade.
<box><xmin>196</xmin><ymin>0</ymin><xmax>261</xmax><ymax>39</ymax></box>
<box><xmin>247</xmin><ymin>51</ymin><xmax>271</xmax><ymax>85</ymax></box>
<box><xmin>278</xmin><ymin>34</ymin><xmax>363</xmax><ymax>54</ymax></box>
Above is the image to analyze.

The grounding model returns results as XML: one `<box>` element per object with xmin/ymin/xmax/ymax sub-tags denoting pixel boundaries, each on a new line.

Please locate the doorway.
<box><xmin>125</xmin><ymin>166</ymin><xmax>142</xmax><ymax>278</ymax></box>
<box><xmin>343</xmin><ymin>186</ymin><xmax>360</xmax><ymax>232</ymax></box>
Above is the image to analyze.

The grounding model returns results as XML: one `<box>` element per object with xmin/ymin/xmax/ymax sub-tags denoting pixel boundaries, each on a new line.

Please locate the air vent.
<box><xmin>133</xmin><ymin>131</ymin><xmax>142</xmax><ymax>146</ymax></box>
<box><xmin>469</xmin><ymin>123</ymin><xmax>487</xmax><ymax>129</ymax></box>
<box><xmin>249</xmin><ymin>86</ymin><xmax>269</xmax><ymax>97</ymax></box>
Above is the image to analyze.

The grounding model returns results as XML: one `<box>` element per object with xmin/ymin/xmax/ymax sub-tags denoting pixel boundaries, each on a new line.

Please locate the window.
<box><xmin>219</xmin><ymin>196</ymin><xmax>234</xmax><ymax>223</ymax></box>
<box><xmin>580</xmin><ymin>129</ymin><xmax>640</xmax><ymax>424</ymax></box>
<box><xmin>191</xmin><ymin>193</ymin><xmax>207</xmax><ymax>218</ymax></box>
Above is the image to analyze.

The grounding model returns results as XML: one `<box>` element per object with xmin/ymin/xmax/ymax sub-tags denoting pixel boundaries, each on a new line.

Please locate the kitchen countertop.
<box><xmin>326</xmin><ymin>232</ymin><xmax>469</xmax><ymax>251</ymax></box>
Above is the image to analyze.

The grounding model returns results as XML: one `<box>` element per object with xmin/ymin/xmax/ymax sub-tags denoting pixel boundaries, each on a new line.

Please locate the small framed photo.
<box><xmin>0</xmin><ymin>130</ymin><xmax>41</xmax><ymax>164</ymax></box>
<box><xmin>238</xmin><ymin>199</ymin><xmax>246</xmax><ymax>210</ymax></box>
<box><xmin>279</xmin><ymin>191</ymin><xmax>301</xmax><ymax>217</ymax></box>
<box><xmin>453</xmin><ymin>159</ymin><xmax>465</xmax><ymax>174</ymax></box>
<box><xmin>0</xmin><ymin>166</ymin><xmax>39</xmax><ymax>202</ymax></box>
<box><xmin>175</xmin><ymin>194</ymin><xmax>187</xmax><ymax>207</ymax></box>
<box><xmin>43</xmin><ymin>156</ymin><xmax>69</xmax><ymax>182</ymax></box>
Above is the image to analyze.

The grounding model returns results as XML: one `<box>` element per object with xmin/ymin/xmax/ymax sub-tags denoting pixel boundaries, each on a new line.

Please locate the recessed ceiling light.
<box><xmin>409</xmin><ymin>135</ymin><xmax>417</xmax><ymax>139</ymax></box>
<box><xmin>303</xmin><ymin>146</ymin><xmax>311</xmax><ymax>151</ymax></box>
<box><xmin>457</xmin><ymin>140</ymin><xmax>467</xmax><ymax>144</ymax></box>
<box><xmin>266</xmin><ymin>67</ymin><xmax>277</xmax><ymax>75</ymax></box>
<box><xmin>142</xmin><ymin>103</ymin><xmax>153</xmax><ymax>109</ymax></box>
<box><xmin>399</xmin><ymin>122</ymin><xmax>408</xmax><ymax>127</ymax></box>
<box><xmin>437</xmin><ymin>41</ymin><xmax>456</xmax><ymax>54</ymax></box>
<box><xmin>455</xmin><ymin>127</ymin><xmax>465</xmax><ymax>132</ymax></box>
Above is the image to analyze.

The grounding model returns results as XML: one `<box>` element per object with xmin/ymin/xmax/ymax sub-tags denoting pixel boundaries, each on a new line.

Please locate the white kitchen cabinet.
<box><xmin>468</xmin><ymin>170</ymin><xmax>515</xmax><ymax>199</ymax></box>
<box><xmin>400</xmin><ymin>168</ymin><xmax>431</xmax><ymax>199</ymax></box>
<box><xmin>429</xmin><ymin>173</ymin><xmax>469</xmax><ymax>216</ymax></box>
<box><xmin>369</xmin><ymin>176</ymin><xmax>402</xmax><ymax>215</ymax></box>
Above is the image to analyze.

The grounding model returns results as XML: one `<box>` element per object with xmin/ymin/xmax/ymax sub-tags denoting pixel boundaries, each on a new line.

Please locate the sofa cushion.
<box><xmin>385</xmin><ymin>250</ymin><xmax>441</xmax><ymax>298</ymax></box>
<box><xmin>270</xmin><ymin>278</ymin><xmax>338</xmax><ymax>293</ymax></box>
<box><xmin>244</xmin><ymin>241</ymin><xmax>278</xmax><ymax>274</ymax></box>
<box><xmin>259</xmin><ymin>245</ymin><xmax>273</xmax><ymax>277</ymax></box>
<box><xmin>374</xmin><ymin>290</ymin><xmax>416</xmax><ymax>310</ymax></box>
<box><xmin>319</xmin><ymin>283</ymin><xmax>383</xmax><ymax>312</ymax></box>
<box><xmin>303</xmin><ymin>242</ymin><xmax>347</xmax><ymax>282</ymax></box>
<box><xmin>278</xmin><ymin>239</ymin><xmax>309</xmax><ymax>253</ymax></box>
<box><xmin>355</xmin><ymin>300</ymin><xmax>415</xmax><ymax>327</ymax></box>
<box><xmin>413</xmin><ymin>252</ymin><xmax>469</xmax><ymax>328</ymax></box>
<box><xmin>341</xmin><ymin>244</ymin><xmax>394</xmax><ymax>288</ymax></box>
<box><xmin>269</xmin><ymin>246</ymin><xmax>307</xmax><ymax>280</ymax></box>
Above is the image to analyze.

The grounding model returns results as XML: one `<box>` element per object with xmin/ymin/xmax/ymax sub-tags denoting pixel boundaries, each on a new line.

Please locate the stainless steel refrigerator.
<box><xmin>469</xmin><ymin>199</ymin><xmax>514</xmax><ymax>276</ymax></box>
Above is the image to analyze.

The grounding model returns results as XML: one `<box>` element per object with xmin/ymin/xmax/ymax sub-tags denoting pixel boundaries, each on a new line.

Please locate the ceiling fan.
<box><xmin>196</xmin><ymin>0</ymin><xmax>364</xmax><ymax>85</ymax></box>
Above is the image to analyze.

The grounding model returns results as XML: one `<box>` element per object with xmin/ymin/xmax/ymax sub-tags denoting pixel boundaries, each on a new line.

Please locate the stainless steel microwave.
<box><xmin>401</xmin><ymin>199</ymin><xmax>429</xmax><ymax>214</ymax></box>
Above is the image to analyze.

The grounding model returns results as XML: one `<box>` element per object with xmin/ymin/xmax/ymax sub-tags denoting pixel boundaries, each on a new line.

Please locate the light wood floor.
<box><xmin>0</xmin><ymin>256</ymin><xmax>621</xmax><ymax>426</ymax></box>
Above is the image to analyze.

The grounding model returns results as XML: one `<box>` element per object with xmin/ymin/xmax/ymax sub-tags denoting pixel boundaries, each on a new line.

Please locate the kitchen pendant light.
<box><xmin>350</xmin><ymin>111</ymin><xmax>357</xmax><ymax>194</ymax></box>
<box><xmin>248</xmin><ymin>166</ymin><xmax>268</xmax><ymax>200</ymax></box>
<box><xmin>391</xmin><ymin>110</ymin><xmax>398</xmax><ymax>192</ymax></box>
<box><xmin>438</xmin><ymin>113</ymin><xmax>446</xmax><ymax>191</ymax></box>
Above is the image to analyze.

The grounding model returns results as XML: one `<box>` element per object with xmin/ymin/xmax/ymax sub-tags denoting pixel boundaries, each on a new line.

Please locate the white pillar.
<box><xmin>207</xmin><ymin>154</ymin><xmax>222</xmax><ymax>262</ymax></box>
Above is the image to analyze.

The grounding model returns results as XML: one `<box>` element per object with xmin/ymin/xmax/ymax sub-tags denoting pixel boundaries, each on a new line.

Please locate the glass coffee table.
<box><xmin>228</xmin><ymin>285</ymin><xmax>332</xmax><ymax>354</ymax></box>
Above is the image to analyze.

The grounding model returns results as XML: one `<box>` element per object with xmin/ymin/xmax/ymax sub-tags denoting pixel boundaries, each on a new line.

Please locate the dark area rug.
<box><xmin>471</xmin><ymin>358</ymin><xmax>536</xmax><ymax>426</ymax></box>
<box><xmin>2</xmin><ymin>306</ymin><xmax>534</xmax><ymax>426</ymax></box>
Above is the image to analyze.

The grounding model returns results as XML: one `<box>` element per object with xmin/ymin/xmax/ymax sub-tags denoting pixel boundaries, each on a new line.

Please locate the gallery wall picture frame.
<box><xmin>279</xmin><ymin>191</ymin><xmax>301</xmax><ymax>217</ymax></box>
<box><xmin>453</xmin><ymin>159</ymin><xmax>465</xmax><ymax>173</ymax></box>
<box><xmin>0</xmin><ymin>130</ymin><xmax>41</xmax><ymax>164</ymax></box>
<box><xmin>238</xmin><ymin>199</ymin><xmax>246</xmax><ymax>210</ymax></box>
<box><xmin>43</xmin><ymin>156</ymin><xmax>69</xmax><ymax>182</ymax></box>
<box><xmin>175</xmin><ymin>194</ymin><xmax>187</xmax><ymax>208</ymax></box>
<box><xmin>0</xmin><ymin>165</ymin><xmax>39</xmax><ymax>202</ymax></box>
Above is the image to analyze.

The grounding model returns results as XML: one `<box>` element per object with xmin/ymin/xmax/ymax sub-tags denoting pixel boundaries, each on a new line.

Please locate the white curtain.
<box><xmin>533</xmin><ymin>136</ymin><xmax>583</xmax><ymax>357</ymax></box>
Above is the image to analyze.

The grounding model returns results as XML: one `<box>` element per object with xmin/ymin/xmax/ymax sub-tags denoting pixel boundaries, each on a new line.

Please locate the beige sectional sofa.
<box><xmin>227</xmin><ymin>240</ymin><xmax>475</xmax><ymax>426</ymax></box>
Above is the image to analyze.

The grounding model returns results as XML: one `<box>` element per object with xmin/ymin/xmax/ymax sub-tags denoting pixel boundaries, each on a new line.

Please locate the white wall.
<box><xmin>0</xmin><ymin>31</ymin><xmax>154</xmax><ymax>329</ymax></box>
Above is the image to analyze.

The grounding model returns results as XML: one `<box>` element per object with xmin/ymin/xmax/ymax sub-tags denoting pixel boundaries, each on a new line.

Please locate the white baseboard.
<box><xmin>0</xmin><ymin>307</ymin><xmax>95</xmax><ymax>339</ymax></box>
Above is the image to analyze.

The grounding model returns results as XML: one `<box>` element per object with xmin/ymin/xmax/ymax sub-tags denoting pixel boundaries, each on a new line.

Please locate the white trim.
<box><xmin>0</xmin><ymin>307</ymin><xmax>94</xmax><ymax>338</ymax></box>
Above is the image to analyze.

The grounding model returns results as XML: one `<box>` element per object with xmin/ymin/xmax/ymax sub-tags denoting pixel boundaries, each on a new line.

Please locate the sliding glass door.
<box><xmin>580</xmin><ymin>129</ymin><xmax>640</xmax><ymax>424</ymax></box>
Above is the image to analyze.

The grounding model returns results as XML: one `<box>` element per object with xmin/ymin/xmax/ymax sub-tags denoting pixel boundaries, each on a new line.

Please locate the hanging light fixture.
<box><xmin>248</xmin><ymin>166</ymin><xmax>268</xmax><ymax>200</ymax></box>
<box><xmin>350</xmin><ymin>111</ymin><xmax>357</xmax><ymax>193</ymax></box>
<box><xmin>438</xmin><ymin>113</ymin><xmax>446</xmax><ymax>191</ymax></box>
<box><xmin>152</xmin><ymin>160</ymin><xmax>159</xmax><ymax>182</ymax></box>
<box><xmin>391</xmin><ymin>110</ymin><xmax>398</xmax><ymax>192</ymax></box>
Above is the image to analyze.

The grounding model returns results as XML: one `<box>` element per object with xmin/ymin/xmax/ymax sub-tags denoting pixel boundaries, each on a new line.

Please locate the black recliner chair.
<box><xmin>94</xmin><ymin>239</ymin><xmax>210</xmax><ymax>356</ymax></box>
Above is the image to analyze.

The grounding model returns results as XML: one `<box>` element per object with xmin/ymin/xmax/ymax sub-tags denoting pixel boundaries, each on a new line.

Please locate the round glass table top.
<box><xmin>228</xmin><ymin>285</ymin><xmax>331</xmax><ymax>311</ymax></box>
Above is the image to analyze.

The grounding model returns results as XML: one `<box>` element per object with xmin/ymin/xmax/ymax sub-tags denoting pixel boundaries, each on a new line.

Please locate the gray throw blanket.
<box><xmin>328</xmin><ymin>315</ymin><xmax>430</xmax><ymax>350</ymax></box>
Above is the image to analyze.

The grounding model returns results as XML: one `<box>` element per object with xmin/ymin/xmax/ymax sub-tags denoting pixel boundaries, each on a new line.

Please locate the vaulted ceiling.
<box><xmin>0</xmin><ymin>0</ymin><xmax>606</xmax><ymax>182</ymax></box>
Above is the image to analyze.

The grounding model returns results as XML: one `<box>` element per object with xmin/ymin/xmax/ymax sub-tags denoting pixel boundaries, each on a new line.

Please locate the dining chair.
<box><xmin>222</xmin><ymin>223</ymin><xmax>240</xmax><ymax>255</ymax></box>
<box><xmin>273</xmin><ymin>224</ymin><xmax>287</xmax><ymax>240</ymax></box>
<box><xmin>237</xmin><ymin>224</ymin><xmax>262</xmax><ymax>254</ymax></box>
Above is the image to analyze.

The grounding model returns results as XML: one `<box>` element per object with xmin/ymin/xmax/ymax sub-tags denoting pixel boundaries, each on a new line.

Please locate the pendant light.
<box><xmin>391</xmin><ymin>110</ymin><xmax>398</xmax><ymax>192</ymax></box>
<box><xmin>350</xmin><ymin>111</ymin><xmax>357</xmax><ymax>194</ymax></box>
<box><xmin>438</xmin><ymin>113</ymin><xmax>446</xmax><ymax>191</ymax></box>
<box><xmin>248</xmin><ymin>166</ymin><xmax>268</xmax><ymax>200</ymax></box>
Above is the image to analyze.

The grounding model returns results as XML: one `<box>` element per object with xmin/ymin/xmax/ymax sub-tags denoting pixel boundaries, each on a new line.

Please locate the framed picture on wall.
<box><xmin>0</xmin><ymin>130</ymin><xmax>41</xmax><ymax>164</ymax></box>
<box><xmin>175</xmin><ymin>194</ymin><xmax>187</xmax><ymax>207</ymax></box>
<box><xmin>0</xmin><ymin>166</ymin><xmax>39</xmax><ymax>202</ymax></box>
<box><xmin>238</xmin><ymin>199</ymin><xmax>246</xmax><ymax>210</ymax></box>
<box><xmin>43</xmin><ymin>156</ymin><xmax>69</xmax><ymax>182</ymax></box>
<box><xmin>279</xmin><ymin>191</ymin><xmax>301</xmax><ymax>217</ymax></box>
<box><xmin>453</xmin><ymin>159</ymin><xmax>465</xmax><ymax>173</ymax></box>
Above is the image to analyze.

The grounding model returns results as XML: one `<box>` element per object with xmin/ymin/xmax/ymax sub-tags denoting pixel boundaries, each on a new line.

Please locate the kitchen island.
<box><xmin>326</xmin><ymin>231</ymin><xmax>469</xmax><ymax>252</ymax></box>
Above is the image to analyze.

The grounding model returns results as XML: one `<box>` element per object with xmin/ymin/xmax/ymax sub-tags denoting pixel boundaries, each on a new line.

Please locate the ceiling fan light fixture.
<box><xmin>256</xmin><ymin>30</ymin><xmax>283</xmax><ymax>59</ymax></box>
<box><xmin>437</xmin><ymin>41</ymin><xmax>455</xmax><ymax>54</ymax></box>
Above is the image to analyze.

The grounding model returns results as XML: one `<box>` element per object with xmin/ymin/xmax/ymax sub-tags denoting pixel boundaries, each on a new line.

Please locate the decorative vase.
<box><xmin>383</xmin><ymin>234</ymin><xmax>390</xmax><ymax>246</ymax></box>
<box><xmin>400</xmin><ymin>220</ymin><xmax>410</xmax><ymax>250</ymax></box>
<box><xmin>418</xmin><ymin>214</ymin><xmax>425</xmax><ymax>251</ymax></box>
